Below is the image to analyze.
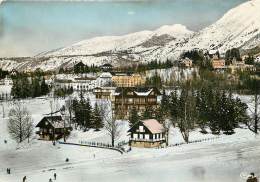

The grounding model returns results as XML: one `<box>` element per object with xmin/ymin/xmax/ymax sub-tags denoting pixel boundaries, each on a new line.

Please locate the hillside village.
<box><xmin>0</xmin><ymin>45</ymin><xmax>260</xmax><ymax>181</ymax></box>
<box><xmin>0</xmin><ymin>0</ymin><xmax>260</xmax><ymax>181</ymax></box>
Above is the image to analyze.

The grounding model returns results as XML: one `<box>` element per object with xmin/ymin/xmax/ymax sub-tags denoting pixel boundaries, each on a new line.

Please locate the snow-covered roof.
<box><xmin>134</xmin><ymin>89</ymin><xmax>153</xmax><ymax>96</ymax></box>
<box><xmin>37</xmin><ymin>116</ymin><xmax>70</xmax><ymax>129</ymax></box>
<box><xmin>142</xmin><ymin>119</ymin><xmax>164</xmax><ymax>134</ymax></box>
<box><xmin>99</xmin><ymin>72</ymin><xmax>112</xmax><ymax>78</ymax></box>
<box><xmin>209</xmin><ymin>50</ymin><xmax>218</xmax><ymax>55</ymax></box>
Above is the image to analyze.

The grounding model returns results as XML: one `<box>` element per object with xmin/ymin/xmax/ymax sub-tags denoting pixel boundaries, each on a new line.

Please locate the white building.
<box><xmin>54</xmin><ymin>72</ymin><xmax>113</xmax><ymax>92</ymax></box>
<box><xmin>96</xmin><ymin>72</ymin><xmax>112</xmax><ymax>87</ymax></box>
<box><xmin>4</xmin><ymin>76</ymin><xmax>13</xmax><ymax>86</ymax></box>
<box><xmin>255</xmin><ymin>56</ymin><xmax>260</xmax><ymax>63</ymax></box>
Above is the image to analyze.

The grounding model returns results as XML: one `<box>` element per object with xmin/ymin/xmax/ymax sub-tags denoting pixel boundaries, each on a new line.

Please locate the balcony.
<box><xmin>129</xmin><ymin>138</ymin><xmax>165</xmax><ymax>142</ymax></box>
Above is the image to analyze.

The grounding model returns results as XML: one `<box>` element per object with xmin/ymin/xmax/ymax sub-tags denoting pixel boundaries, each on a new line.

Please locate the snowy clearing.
<box><xmin>0</xmin><ymin>96</ymin><xmax>259</xmax><ymax>182</ymax></box>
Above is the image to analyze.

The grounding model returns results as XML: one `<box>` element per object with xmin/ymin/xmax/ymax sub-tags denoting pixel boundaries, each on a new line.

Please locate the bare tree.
<box><xmin>246</xmin><ymin>93</ymin><xmax>260</xmax><ymax>134</ymax></box>
<box><xmin>244</xmin><ymin>78</ymin><xmax>260</xmax><ymax>134</ymax></box>
<box><xmin>8</xmin><ymin>102</ymin><xmax>34</xmax><ymax>143</ymax></box>
<box><xmin>65</xmin><ymin>96</ymin><xmax>73</xmax><ymax>127</ymax></box>
<box><xmin>98</xmin><ymin>100</ymin><xmax>120</xmax><ymax>147</ymax></box>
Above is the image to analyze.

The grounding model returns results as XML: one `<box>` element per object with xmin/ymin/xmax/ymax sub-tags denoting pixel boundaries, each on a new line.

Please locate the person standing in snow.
<box><xmin>22</xmin><ymin>176</ymin><xmax>27</xmax><ymax>182</ymax></box>
<box><xmin>49</xmin><ymin>178</ymin><xmax>53</xmax><ymax>182</ymax></box>
<box><xmin>54</xmin><ymin>173</ymin><xmax>57</xmax><ymax>180</ymax></box>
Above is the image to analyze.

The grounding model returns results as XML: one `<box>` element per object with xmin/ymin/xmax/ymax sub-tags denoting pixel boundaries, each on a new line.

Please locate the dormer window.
<box><xmin>139</xmin><ymin>126</ymin><xmax>144</xmax><ymax>132</ymax></box>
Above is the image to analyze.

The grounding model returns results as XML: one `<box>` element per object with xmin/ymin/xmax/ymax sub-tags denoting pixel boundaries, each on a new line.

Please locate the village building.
<box><xmin>10</xmin><ymin>69</ymin><xmax>18</xmax><ymax>76</ymax></box>
<box><xmin>112</xmin><ymin>72</ymin><xmax>146</xmax><ymax>87</ymax></box>
<box><xmin>96</xmin><ymin>72</ymin><xmax>113</xmax><ymax>87</ymax></box>
<box><xmin>228</xmin><ymin>58</ymin><xmax>256</xmax><ymax>74</ymax></box>
<box><xmin>100</xmin><ymin>63</ymin><xmax>113</xmax><ymax>72</ymax></box>
<box><xmin>3</xmin><ymin>76</ymin><xmax>13</xmax><ymax>86</ymax></box>
<box><xmin>54</xmin><ymin>72</ymin><xmax>112</xmax><ymax>92</ymax></box>
<box><xmin>208</xmin><ymin>50</ymin><xmax>220</xmax><ymax>59</ymax></box>
<box><xmin>255</xmin><ymin>56</ymin><xmax>260</xmax><ymax>63</ymax></box>
<box><xmin>128</xmin><ymin>119</ymin><xmax>165</xmax><ymax>148</ymax></box>
<box><xmin>93</xmin><ymin>87</ymin><xmax>116</xmax><ymax>100</ymax></box>
<box><xmin>179</xmin><ymin>57</ymin><xmax>193</xmax><ymax>68</ymax></box>
<box><xmin>36</xmin><ymin>116</ymin><xmax>72</xmax><ymax>141</ymax></box>
<box><xmin>113</xmin><ymin>87</ymin><xmax>161</xmax><ymax>118</ymax></box>
<box><xmin>211</xmin><ymin>58</ymin><xmax>226</xmax><ymax>70</ymax></box>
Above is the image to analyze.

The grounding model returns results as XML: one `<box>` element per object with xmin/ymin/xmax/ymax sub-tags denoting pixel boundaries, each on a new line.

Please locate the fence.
<box><xmin>58</xmin><ymin>140</ymin><xmax>127</xmax><ymax>154</ymax></box>
<box><xmin>0</xmin><ymin>93</ymin><xmax>12</xmax><ymax>101</ymax></box>
<box><xmin>168</xmin><ymin>136</ymin><xmax>220</xmax><ymax>147</ymax></box>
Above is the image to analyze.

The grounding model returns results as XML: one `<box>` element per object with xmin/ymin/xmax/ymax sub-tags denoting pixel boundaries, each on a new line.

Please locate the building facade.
<box><xmin>112</xmin><ymin>73</ymin><xmax>146</xmax><ymax>87</ymax></box>
<box><xmin>128</xmin><ymin>119</ymin><xmax>165</xmax><ymax>148</ymax></box>
<box><xmin>113</xmin><ymin>87</ymin><xmax>161</xmax><ymax>118</ymax></box>
<box><xmin>36</xmin><ymin>116</ymin><xmax>72</xmax><ymax>141</ymax></box>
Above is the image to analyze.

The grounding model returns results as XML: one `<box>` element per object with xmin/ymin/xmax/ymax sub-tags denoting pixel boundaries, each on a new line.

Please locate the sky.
<box><xmin>0</xmin><ymin>0</ymin><xmax>246</xmax><ymax>57</ymax></box>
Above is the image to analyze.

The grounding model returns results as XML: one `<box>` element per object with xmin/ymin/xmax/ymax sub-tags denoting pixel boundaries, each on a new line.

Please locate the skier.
<box><xmin>22</xmin><ymin>176</ymin><xmax>27</xmax><ymax>182</ymax></box>
<box><xmin>247</xmin><ymin>173</ymin><xmax>259</xmax><ymax>182</ymax></box>
<box><xmin>54</xmin><ymin>173</ymin><xmax>57</xmax><ymax>180</ymax></box>
<box><xmin>49</xmin><ymin>178</ymin><xmax>53</xmax><ymax>182</ymax></box>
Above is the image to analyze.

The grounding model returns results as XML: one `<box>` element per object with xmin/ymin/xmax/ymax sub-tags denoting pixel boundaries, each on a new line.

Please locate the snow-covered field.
<box><xmin>0</xmin><ymin>96</ymin><xmax>259</xmax><ymax>182</ymax></box>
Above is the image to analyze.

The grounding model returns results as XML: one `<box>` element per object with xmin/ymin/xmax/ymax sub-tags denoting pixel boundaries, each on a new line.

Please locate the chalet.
<box><xmin>211</xmin><ymin>58</ymin><xmax>226</xmax><ymax>70</ymax></box>
<box><xmin>10</xmin><ymin>69</ymin><xmax>18</xmax><ymax>76</ymax></box>
<box><xmin>94</xmin><ymin>87</ymin><xmax>116</xmax><ymax>100</ymax></box>
<box><xmin>208</xmin><ymin>50</ymin><xmax>220</xmax><ymax>59</ymax></box>
<box><xmin>113</xmin><ymin>87</ymin><xmax>161</xmax><ymax>118</ymax></box>
<box><xmin>36</xmin><ymin>116</ymin><xmax>72</xmax><ymax>141</ymax></box>
<box><xmin>112</xmin><ymin>72</ymin><xmax>146</xmax><ymax>87</ymax></box>
<box><xmin>179</xmin><ymin>58</ymin><xmax>193</xmax><ymax>68</ymax></box>
<box><xmin>255</xmin><ymin>56</ymin><xmax>260</xmax><ymax>63</ymax></box>
<box><xmin>100</xmin><ymin>63</ymin><xmax>113</xmax><ymax>72</ymax></box>
<box><xmin>128</xmin><ymin>119</ymin><xmax>165</xmax><ymax>148</ymax></box>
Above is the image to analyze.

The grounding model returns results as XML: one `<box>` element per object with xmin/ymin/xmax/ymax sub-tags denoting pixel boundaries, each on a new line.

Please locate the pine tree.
<box><xmin>92</xmin><ymin>103</ymin><xmax>103</xmax><ymax>131</ymax></box>
<box><xmin>32</xmin><ymin>77</ymin><xmax>41</xmax><ymax>97</ymax></box>
<box><xmin>129</xmin><ymin>107</ymin><xmax>140</xmax><ymax>127</ymax></box>
<box><xmin>142</xmin><ymin>106</ymin><xmax>154</xmax><ymax>120</ymax></box>
<box><xmin>41</xmin><ymin>77</ymin><xmax>49</xmax><ymax>95</ymax></box>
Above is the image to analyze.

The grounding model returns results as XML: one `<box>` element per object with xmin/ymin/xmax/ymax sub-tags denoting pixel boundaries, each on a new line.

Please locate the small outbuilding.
<box><xmin>36</xmin><ymin>116</ymin><xmax>72</xmax><ymax>141</ymax></box>
<box><xmin>128</xmin><ymin>119</ymin><xmax>165</xmax><ymax>148</ymax></box>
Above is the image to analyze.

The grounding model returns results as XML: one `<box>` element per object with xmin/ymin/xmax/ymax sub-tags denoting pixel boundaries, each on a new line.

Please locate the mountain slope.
<box><xmin>183</xmin><ymin>0</ymin><xmax>260</xmax><ymax>52</ymax></box>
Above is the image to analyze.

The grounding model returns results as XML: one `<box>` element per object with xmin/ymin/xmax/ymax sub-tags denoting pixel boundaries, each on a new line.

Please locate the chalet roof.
<box><xmin>134</xmin><ymin>89</ymin><xmax>153</xmax><ymax>96</ymax></box>
<box><xmin>101</xmin><ymin>63</ymin><xmax>113</xmax><ymax>67</ymax></box>
<box><xmin>36</xmin><ymin>116</ymin><xmax>69</xmax><ymax>129</ymax></box>
<box><xmin>128</xmin><ymin>119</ymin><xmax>165</xmax><ymax>134</ymax></box>
<box><xmin>142</xmin><ymin>119</ymin><xmax>164</xmax><ymax>134</ymax></box>
<box><xmin>114</xmin><ymin>87</ymin><xmax>161</xmax><ymax>97</ymax></box>
<box><xmin>99</xmin><ymin>72</ymin><xmax>112</xmax><ymax>78</ymax></box>
<box><xmin>209</xmin><ymin>50</ymin><xmax>218</xmax><ymax>55</ymax></box>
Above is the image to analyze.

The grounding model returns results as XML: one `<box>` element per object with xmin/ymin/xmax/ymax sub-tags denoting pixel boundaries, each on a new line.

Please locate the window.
<box><xmin>145</xmin><ymin>134</ymin><xmax>149</xmax><ymax>140</ymax></box>
<box><xmin>133</xmin><ymin>134</ymin><xmax>138</xmax><ymax>139</ymax></box>
<box><xmin>139</xmin><ymin>126</ymin><xmax>144</xmax><ymax>132</ymax></box>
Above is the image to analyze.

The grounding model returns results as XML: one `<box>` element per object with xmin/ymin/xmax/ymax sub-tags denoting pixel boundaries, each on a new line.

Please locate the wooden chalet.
<box><xmin>113</xmin><ymin>87</ymin><xmax>161</xmax><ymax>118</ymax></box>
<box><xmin>100</xmin><ymin>63</ymin><xmax>113</xmax><ymax>72</ymax></box>
<box><xmin>36</xmin><ymin>116</ymin><xmax>72</xmax><ymax>141</ymax></box>
<box><xmin>128</xmin><ymin>119</ymin><xmax>166</xmax><ymax>148</ymax></box>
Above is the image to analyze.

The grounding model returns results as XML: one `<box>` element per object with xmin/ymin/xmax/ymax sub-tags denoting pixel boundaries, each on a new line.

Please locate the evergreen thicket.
<box><xmin>72</xmin><ymin>93</ymin><xmax>103</xmax><ymax>131</ymax></box>
<box><xmin>11</xmin><ymin>74</ymin><xmax>50</xmax><ymax>99</ymax></box>
<box><xmin>154</xmin><ymin>84</ymin><xmax>250</xmax><ymax>142</ymax></box>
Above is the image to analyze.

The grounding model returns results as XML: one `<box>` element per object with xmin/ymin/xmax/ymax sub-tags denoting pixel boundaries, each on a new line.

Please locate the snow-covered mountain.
<box><xmin>183</xmin><ymin>0</ymin><xmax>260</xmax><ymax>53</ymax></box>
<box><xmin>1</xmin><ymin>0</ymin><xmax>260</xmax><ymax>71</ymax></box>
